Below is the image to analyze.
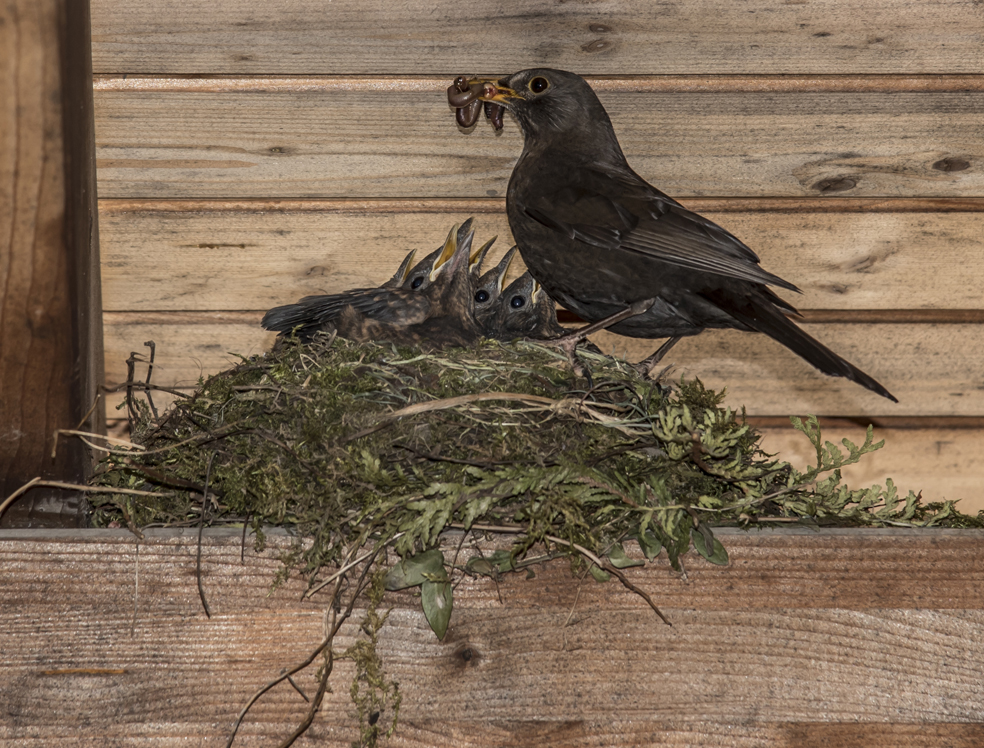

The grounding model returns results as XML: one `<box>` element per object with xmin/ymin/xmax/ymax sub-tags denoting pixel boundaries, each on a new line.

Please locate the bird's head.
<box><xmin>472</xmin><ymin>245</ymin><xmax>517</xmax><ymax>328</ymax></box>
<box><xmin>490</xmin><ymin>271</ymin><xmax>558</xmax><ymax>339</ymax></box>
<box><xmin>463</xmin><ymin>69</ymin><xmax>617</xmax><ymax>146</ymax></box>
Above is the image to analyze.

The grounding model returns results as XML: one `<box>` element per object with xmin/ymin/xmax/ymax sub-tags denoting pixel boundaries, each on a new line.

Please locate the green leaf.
<box><xmin>608</xmin><ymin>543</ymin><xmax>644</xmax><ymax>569</ymax></box>
<box><xmin>421</xmin><ymin>580</ymin><xmax>453</xmax><ymax>640</ymax></box>
<box><xmin>588</xmin><ymin>565</ymin><xmax>611</xmax><ymax>582</ymax></box>
<box><xmin>465</xmin><ymin>549</ymin><xmax>514</xmax><ymax>576</ymax></box>
<box><xmin>384</xmin><ymin>549</ymin><xmax>445</xmax><ymax>590</ymax></box>
<box><xmin>637</xmin><ymin>531</ymin><xmax>662</xmax><ymax>561</ymax></box>
<box><xmin>691</xmin><ymin>527</ymin><xmax>729</xmax><ymax>566</ymax></box>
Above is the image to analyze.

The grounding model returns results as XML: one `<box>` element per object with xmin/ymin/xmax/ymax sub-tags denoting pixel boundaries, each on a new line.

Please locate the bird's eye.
<box><xmin>528</xmin><ymin>77</ymin><xmax>549</xmax><ymax>94</ymax></box>
<box><xmin>510</xmin><ymin>295</ymin><xmax>526</xmax><ymax>308</ymax></box>
<box><xmin>475</xmin><ymin>290</ymin><xmax>490</xmax><ymax>303</ymax></box>
<box><xmin>410</xmin><ymin>276</ymin><xmax>424</xmax><ymax>289</ymax></box>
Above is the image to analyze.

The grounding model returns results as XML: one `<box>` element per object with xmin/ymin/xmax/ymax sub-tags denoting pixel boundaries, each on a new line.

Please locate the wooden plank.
<box><xmin>98</xmin><ymin>201</ymin><xmax>984</xmax><ymax>312</ymax></box>
<box><xmin>88</xmin><ymin>0</ymin><xmax>984</xmax><ymax>75</ymax></box>
<box><xmin>100</xmin><ymin>316</ymin><xmax>984</xmax><ymax>416</ymax></box>
<box><xmin>0</xmin><ymin>0</ymin><xmax>101</xmax><ymax>527</ymax></box>
<box><xmin>92</xmin><ymin>75</ymin><xmax>984</xmax><ymax>94</ymax></box>
<box><xmin>92</xmin><ymin>88</ymin><xmax>984</xmax><ymax>199</ymax></box>
<box><xmin>1</xmin><ymin>530</ymin><xmax>983</xmax><ymax>746</ymax></box>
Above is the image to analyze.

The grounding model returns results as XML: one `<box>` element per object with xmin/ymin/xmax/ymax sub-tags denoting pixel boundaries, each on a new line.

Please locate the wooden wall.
<box><xmin>0</xmin><ymin>0</ymin><xmax>102</xmax><ymax>527</ymax></box>
<box><xmin>90</xmin><ymin>1</ymin><xmax>984</xmax><ymax>511</ymax></box>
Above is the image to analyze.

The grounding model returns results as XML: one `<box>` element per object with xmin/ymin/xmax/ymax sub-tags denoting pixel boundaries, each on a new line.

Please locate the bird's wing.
<box><xmin>521</xmin><ymin>168</ymin><xmax>800</xmax><ymax>293</ymax></box>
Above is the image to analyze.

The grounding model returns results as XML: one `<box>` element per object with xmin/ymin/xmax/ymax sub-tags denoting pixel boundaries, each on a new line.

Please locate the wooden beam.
<box><xmin>0</xmin><ymin>0</ymin><xmax>103</xmax><ymax>527</ymax></box>
<box><xmin>1</xmin><ymin>529</ymin><xmax>982</xmax><ymax>746</ymax></box>
<box><xmin>91</xmin><ymin>88</ymin><xmax>984</xmax><ymax>199</ymax></box>
<box><xmin>96</xmin><ymin>203</ymin><xmax>984</xmax><ymax>313</ymax></box>
<box><xmin>87</xmin><ymin>0</ymin><xmax>984</xmax><ymax>76</ymax></box>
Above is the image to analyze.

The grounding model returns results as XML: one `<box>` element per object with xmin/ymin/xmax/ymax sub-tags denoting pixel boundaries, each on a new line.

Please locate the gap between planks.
<box><xmin>93</xmin><ymin>74</ymin><xmax>984</xmax><ymax>94</ymax></box>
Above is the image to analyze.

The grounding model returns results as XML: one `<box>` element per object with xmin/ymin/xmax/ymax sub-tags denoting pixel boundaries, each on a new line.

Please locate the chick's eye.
<box><xmin>410</xmin><ymin>276</ymin><xmax>424</xmax><ymax>289</ymax></box>
<box><xmin>510</xmin><ymin>295</ymin><xmax>526</xmax><ymax>308</ymax></box>
<box><xmin>475</xmin><ymin>290</ymin><xmax>490</xmax><ymax>303</ymax></box>
<box><xmin>529</xmin><ymin>77</ymin><xmax>549</xmax><ymax>94</ymax></box>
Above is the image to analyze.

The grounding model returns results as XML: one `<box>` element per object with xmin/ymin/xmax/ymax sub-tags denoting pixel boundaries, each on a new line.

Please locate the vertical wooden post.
<box><xmin>0</xmin><ymin>0</ymin><xmax>103</xmax><ymax>527</ymax></box>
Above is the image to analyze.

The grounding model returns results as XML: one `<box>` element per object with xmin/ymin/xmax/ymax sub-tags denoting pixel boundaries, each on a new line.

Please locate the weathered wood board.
<box><xmin>92</xmin><ymin>85</ymin><xmax>984</xmax><ymax>198</ymax></box>
<box><xmin>98</xmin><ymin>200</ymin><xmax>984</xmax><ymax>313</ymax></box>
<box><xmin>89</xmin><ymin>0</ymin><xmax>984</xmax><ymax>75</ymax></box>
<box><xmin>2</xmin><ymin>529</ymin><xmax>983</xmax><ymax>747</ymax></box>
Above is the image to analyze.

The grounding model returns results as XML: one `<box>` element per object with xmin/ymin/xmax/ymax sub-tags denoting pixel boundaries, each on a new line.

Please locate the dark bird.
<box><xmin>488</xmin><ymin>271</ymin><xmax>567</xmax><ymax>341</ymax></box>
<box><xmin>473</xmin><ymin>245</ymin><xmax>518</xmax><ymax>333</ymax></box>
<box><xmin>263</xmin><ymin>220</ymin><xmax>478</xmax><ymax>340</ymax></box>
<box><xmin>455</xmin><ymin>69</ymin><xmax>896</xmax><ymax>401</ymax></box>
<box><xmin>330</xmin><ymin>222</ymin><xmax>482</xmax><ymax>348</ymax></box>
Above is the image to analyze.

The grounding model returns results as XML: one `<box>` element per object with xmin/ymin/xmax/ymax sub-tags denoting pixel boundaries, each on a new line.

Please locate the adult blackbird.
<box><xmin>263</xmin><ymin>220</ymin><xmax>477</xmax><ymax>340</ymax></box>
<box><xmin>458</xmin><ymin>68</ymin><xmax>896</xmax><ymax>401</ymax></box>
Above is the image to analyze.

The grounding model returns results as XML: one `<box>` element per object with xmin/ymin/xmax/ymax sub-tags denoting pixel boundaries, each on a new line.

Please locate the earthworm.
<box><xmin>456</xmin><ymin>99</ymin><xmax>482</xmax><ymax>127</ymax></box>
<box><xmin>484</xmin><ymin>101</ymin><xmax>504</xmax><ymax>131</ymax></box>
<box><xmin>448</xmin><ymin>76</ymin><xmax>503</xmax><ymax>130</ymax></box>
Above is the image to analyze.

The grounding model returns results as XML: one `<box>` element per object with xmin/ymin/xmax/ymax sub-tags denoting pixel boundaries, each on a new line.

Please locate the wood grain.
<box><xmin>1</xmin><ymin>530</ymin><xmax>983</xmax><ymax>746</ymax></box>
<box><xmin>100</xmin><ymin>316</ymin><xmax>984</xmax><ymax>417</ymax></box>
<box><xmin>0</xmin><ymin>0</ymin><xmax>100</xmax><ymax>526</ymax></box>
<box><xmin>98</xmin><ymin>201</ymin><xmax>984</xmax><ymax>312</ymax></box>
<box><xmin>88</xmin><ymin>0</ymin><xmax>984</xmax><ymax>75</ymax></box>
<box><xmin>92</xmin><ymin>88</ymin><xmax>984</xmax><ymax>198</ymax></box>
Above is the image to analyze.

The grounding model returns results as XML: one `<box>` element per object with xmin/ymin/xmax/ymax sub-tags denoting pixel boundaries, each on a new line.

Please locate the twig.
<box><xmin>343</xmin><ymin>392</ymin><xmax>560</xmax><ymax>442</ymax></box>
<box><xmin>227</xmin><ymin>546</ymin><xmax>381</xmax><ymax>748</ymax></box>
<box><xmin>0</xmin><ymin>478</ymin><xmax>166</xmax><ymax>521</ymax></box>
<box><xmin>196</xmin><ymin>452</ymin><xmax>217</xmax><ymax>618</ymax></box>
<box><xmin>303</xmin><ymin>535</ymin><xmax>404</xmax><ymax>599</ymax></box>
<box><xmin>144</xmin><ymin>341</ymin><xmax>159</xmax><ymax>419</ymax></box>
<box><xmin>53</xmin><ymin>429</ymin><xmax>145</xmax><ymax>458</ymax></box>
<box><xmin>103</xmin><ymin>381</ymin><xmax>192</xmax><ymax>399</ymax></box>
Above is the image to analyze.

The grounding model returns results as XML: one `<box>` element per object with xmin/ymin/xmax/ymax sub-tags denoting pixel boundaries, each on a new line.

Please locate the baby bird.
<box><xmin>262</xmin><ymin>220</ymin><xmax>476</xmax><ymax>340</ymax></box>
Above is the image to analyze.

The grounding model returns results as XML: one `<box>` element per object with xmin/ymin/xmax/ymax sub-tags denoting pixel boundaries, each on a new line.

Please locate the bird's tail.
<box><xmin>703</xmin><ymin>290</ymin><xmax>897</xmax><ymax>402</ymax></box>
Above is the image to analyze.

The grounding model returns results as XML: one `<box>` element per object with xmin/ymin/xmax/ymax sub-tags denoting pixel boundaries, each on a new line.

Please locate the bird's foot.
<box><xmin>535</xmin><ymin>297</ymin><xmax>656</xmax><ymax>383</ymax></box>
<box><xmin>632</xmin><ymin>336</ymin><xmax>682</xmax><ymax>380</ymax></box>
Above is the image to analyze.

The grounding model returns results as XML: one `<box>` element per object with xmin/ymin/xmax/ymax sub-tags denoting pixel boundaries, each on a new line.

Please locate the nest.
<box><xmin>92</xmin><ymin>333</ymin><xmax>969</xmax><ymax>590</ymax></box>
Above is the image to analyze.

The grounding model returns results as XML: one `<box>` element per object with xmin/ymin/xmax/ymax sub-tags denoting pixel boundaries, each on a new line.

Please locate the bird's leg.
<box><xmin>632</xmin><ymin>336</ymin><xmax>682</xmax><ymax>380</ymax></box>
<box><xmin>537</xmin><ymin>297</ymin><xmax>657</xmax><ymax>378</ymax></box>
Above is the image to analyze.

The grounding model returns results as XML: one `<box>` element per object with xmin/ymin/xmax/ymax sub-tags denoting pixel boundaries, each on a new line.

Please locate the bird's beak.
<box><xmin>391</xmin><ymin>249</ymin><xmax>416</xmax><ymax>284</ymax></box>
<box><xmin>469</xmin><ymin>78</ymin><xmax>521</xmax><ymax>104</ymax></box>
<box><xmin>430</xmin><ymin>224</ymin><xmax>459</xmax><ymax>281</ymax></box>
<box><xmin>469</xmin><ymin>235</ymin><xmax>497</xmax><ymax>275</ymax></box>
<box><xmin>493</xmin><ymin>246</ymin><xmax>519</xmax><ymax>292</ymax></box>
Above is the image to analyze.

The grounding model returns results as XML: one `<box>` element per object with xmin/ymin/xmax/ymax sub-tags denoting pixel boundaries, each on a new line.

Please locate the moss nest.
<box><xmin>92</xmin><ymin>333</ymin><xmax>975</xmax><ymax>593</ymax></box>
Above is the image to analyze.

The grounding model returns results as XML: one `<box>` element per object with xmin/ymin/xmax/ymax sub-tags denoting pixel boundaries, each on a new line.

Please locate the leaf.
<box><xmin>608</xmin><ymin>543</ymin><xmax>644</xmax><ymax>569</ymax></box>
<box><xmin>588</xmin><ymin>565</ymin><xmax>611</xmax><ymax>582</ymax></box>
<box><xmin>421</xmin><ymin>580</ymin><xmax>453</xmax><ymax>640</ymax></box>
<box><xmin>384</xmin><ymin>549</ymin><xmax>445</xmax><ymax>590</ymax></box>
<box><xmin>691</xmin><ymin>527</ymin><xmax>729</xmax><ymax>566</ymax></box>
<box><xmin>637</xmin><ymin>531</ymin><xmax>662</xmax><ymax>561</ymax></box>
<box><xmin>465</xmin><ymin>549</ymin><xmax>514</xmax><ymax>576</ymax></box>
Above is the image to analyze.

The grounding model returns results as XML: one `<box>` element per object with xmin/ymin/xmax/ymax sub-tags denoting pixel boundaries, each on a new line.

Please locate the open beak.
<box><xmin>430</xmin><ymin>224</ymin><xmax>459</xmax><ymax>281</ymax></box>
<box><xmin>469</xmin><ymin>235</ymin><xmax>497</xmax><ymax>276</ymax></box>
<box><xmin>472</xmin><ymin>78</ymin><xmax>521</xmax><ymax>104</ymax></box>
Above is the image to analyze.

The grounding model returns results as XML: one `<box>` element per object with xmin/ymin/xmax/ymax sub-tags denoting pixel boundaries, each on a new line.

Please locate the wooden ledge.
<box><xmin>1</xmin><ymin>529</ymin><xmax>982</xmax><ymax>746</ymax></box>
